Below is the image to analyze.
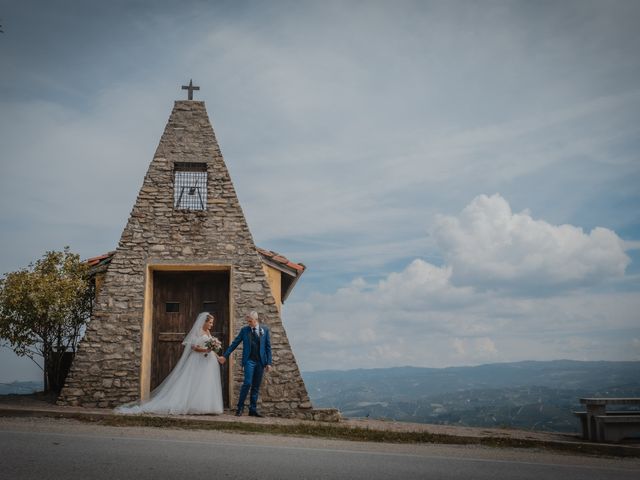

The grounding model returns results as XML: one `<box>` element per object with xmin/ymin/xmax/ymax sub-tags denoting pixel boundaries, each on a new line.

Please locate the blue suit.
<box><xmin>223</xmin><ymin>325</ymin><xmax>272</xmax><ymax>413</ymax></box>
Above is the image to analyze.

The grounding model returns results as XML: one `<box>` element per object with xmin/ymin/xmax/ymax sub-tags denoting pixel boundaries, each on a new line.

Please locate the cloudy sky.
<box><xmin>1</xmin><ymin>0</ymin><xmax>639</xmax><ymax>382</ymax></box>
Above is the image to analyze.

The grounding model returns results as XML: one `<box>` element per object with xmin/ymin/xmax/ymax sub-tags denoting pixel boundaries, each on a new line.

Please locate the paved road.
<box><xmin>0</xmin><ymin>418</ymin><xmax>638</xmax><ymax>479</ymax></box>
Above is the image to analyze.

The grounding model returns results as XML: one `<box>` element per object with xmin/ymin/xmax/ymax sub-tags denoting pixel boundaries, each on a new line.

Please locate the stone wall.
<box><xmin>58</xmin><ymin>101</ymin><xmax>329</xmax><ymax>419</ymax></box>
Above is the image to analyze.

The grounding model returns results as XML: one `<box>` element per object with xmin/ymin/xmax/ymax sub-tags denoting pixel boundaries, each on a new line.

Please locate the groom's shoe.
<box><xmin>248</xmin><ymin>410</ymin><xmax>264</xmax><ymax>418</ymax></box>
<box><xmin>235</xmin><ymin>409</ymin><xmax>243</xmax><ymax>417</ymax></box>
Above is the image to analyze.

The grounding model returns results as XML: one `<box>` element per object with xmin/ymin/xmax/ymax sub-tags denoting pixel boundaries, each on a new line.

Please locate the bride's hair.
<box><xmin>182</xmin><ymin>312</ymin><xmax>213</xmax><ymax>347</ymax></box>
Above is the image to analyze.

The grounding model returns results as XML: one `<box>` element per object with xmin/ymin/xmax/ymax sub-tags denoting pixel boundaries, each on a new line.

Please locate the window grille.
<box><xmin>174</xmin><ymin>163</ymin><xmax>207</xmax><ymax>210</ymax></box>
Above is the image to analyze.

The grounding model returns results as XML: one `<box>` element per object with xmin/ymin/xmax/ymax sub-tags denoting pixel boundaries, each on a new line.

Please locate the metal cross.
<box><xmin>181</xmin><ymin>79</ymin><xmax>200</xmax><ymax>100</ymax></box>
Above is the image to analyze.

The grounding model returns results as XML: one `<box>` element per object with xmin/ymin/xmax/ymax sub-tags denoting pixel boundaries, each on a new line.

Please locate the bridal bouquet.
<box><xmin>204</xmin><ymin>336</ymin><xmax>222</xmax><ymax>357</ymax></box>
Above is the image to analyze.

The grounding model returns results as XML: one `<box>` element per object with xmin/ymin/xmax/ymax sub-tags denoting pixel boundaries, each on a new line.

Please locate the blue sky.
<box><xmin>1</xmin><ymin>0</ymin><xmax>639</xmax><ymax>382</ymax></box>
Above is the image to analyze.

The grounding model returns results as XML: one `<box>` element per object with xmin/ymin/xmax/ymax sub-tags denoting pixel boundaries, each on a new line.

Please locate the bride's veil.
<box><xmin>148</xmin><ymin>311</ymin><xmax>211</xmax><ymax>399</ymax></box>
<box><xmin>182</xmin><ymin>312</ymin><xmax>211</xmax><ymax>348</ymax></box>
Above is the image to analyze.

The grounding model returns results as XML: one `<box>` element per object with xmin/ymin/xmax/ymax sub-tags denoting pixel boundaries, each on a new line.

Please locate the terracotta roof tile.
<box><xmin>256</xmin><ymin>248</ymin><xmax>305</xmax><ymax>273</ymax></box>
<box><xmin>85</xmin><ymin>251</ymin><xmax>116</xmax><ymax>267</ymax></box>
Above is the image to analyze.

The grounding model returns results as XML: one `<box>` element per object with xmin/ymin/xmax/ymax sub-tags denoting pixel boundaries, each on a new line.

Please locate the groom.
<box><xmin>219</xmin><ymin>310</ymin><xmax>272</xmax><ymax>417</ymax></box>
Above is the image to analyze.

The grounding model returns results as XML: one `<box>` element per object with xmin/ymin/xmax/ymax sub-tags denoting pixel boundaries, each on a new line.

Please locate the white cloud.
<box><xmin>625</xmin><ymin>241</ymin><xmax>640</xmax><ymax>251</ymax></box>
<box><xmin>284</xmin><ymin>196</ymin><xmax>639</xmax><ymax>371</ymax></box>
<box><xmin>452</xmin><ymin>337</ymin><xmax>498</xmax><ymax>360</ymax></box>
<box><xmin>286</xmin><ymin>259</ymin><xmax>640</xmax><ymax>370</ymax></box>
<box><xmin>433</xmin><ymin>194</ymin><xmax>630</xmax><ymax>290</ymax></box>
<box><xmin>375</xmin><ymin>259</ymin><xmax>476</xmax><ymax>309</ymax></box>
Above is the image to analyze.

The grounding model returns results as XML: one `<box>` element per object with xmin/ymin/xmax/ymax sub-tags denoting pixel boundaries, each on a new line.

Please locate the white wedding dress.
<box><xmin>116</xmin><ymin>313</ymin><xmax>224</xmax><ymax>415</ymax></box>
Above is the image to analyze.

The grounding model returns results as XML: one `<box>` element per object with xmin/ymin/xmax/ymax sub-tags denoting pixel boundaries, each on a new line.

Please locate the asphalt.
<box><xmin>1</xmin><ymin>394</ymin><xmax>639</xmax><ymax>458</ymax></box>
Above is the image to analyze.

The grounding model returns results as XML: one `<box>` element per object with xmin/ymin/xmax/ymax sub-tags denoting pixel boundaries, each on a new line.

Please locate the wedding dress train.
<box><xmin>116</xmin><ymin>313</ymin><xmax>224</xmax><ymax>415</ymax></box>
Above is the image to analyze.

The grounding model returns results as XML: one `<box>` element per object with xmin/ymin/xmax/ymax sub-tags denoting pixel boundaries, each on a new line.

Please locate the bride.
<box><xmin>116</xmin><ymin>312</ymin><xmax>224</xmax><ymax>415</ymax></box>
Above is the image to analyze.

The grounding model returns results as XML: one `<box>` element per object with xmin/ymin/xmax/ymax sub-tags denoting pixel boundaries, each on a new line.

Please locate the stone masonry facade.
<box><xmin>58</xmin><ymin>101</ymin><xmax>338</xmax><ymax>421</ymax></box>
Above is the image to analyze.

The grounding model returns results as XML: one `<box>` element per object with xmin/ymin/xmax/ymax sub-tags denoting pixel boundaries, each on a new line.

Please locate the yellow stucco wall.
<box><xmin>262</xmin><ymin>264</ymin><xmax>282</xmax><ymax>312</ymax></box>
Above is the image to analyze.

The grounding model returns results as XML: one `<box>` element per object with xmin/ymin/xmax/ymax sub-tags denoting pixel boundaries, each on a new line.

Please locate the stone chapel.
<box><xmin>58</xmin><ymin>85</ymin><xmax>338</xmax><ymax>421</ymax></box>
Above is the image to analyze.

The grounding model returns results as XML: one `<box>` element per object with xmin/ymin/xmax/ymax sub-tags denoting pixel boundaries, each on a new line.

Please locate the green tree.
<box><xmin>0</xmin><ymin>247</ymin><xmax>94</xmax><ymax>393</ymax></box>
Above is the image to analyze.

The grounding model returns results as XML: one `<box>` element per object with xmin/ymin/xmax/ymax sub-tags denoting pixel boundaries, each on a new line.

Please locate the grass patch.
<box><xmin>97</xmin><ymin>414</ymin><xmax>464</xmax><ymax>444</ymax></box>
<box><xmin>76</xmin><ymin>414</ymin><xmax>639</xmax><ymax>458</ymax></box>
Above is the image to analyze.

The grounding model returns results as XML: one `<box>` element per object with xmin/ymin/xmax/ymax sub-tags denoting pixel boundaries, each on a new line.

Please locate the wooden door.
<box><xmin>152</xmin><ymin>271</ymin><xmax>230</xmax><ymax>406</ymax></box>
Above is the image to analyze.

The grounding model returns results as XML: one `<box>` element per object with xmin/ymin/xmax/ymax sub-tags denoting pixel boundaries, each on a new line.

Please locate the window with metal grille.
<box><xmin>174</xmin><ymin>163</ymin><xmax>207</xmax><ymax>210</ymax></box>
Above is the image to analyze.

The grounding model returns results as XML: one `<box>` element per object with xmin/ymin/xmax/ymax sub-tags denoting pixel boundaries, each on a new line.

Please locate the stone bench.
<box><xmin>593</xmin><ymin>415</ymin><xmax>640</xmax><ymax>443</ymax></box>
<box><xmin>577</xmin><ymin>398</ymin><xmax>640</xmax><ymax>443</ymax></box>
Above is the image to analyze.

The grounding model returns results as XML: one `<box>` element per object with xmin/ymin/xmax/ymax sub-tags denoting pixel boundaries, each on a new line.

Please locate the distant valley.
<box><xmin>302</xmin><ymin>360</ymin><xmax>640</xmax><ymax>433</ymax></box>
<box><xmin>0</xmin><ymin>381</ymin><xmax>42</xmax><ymax>395</ymax></box>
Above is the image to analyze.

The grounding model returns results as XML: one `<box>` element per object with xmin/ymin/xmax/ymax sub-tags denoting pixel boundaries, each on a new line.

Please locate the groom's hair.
<box><xmin>247</xmin><ymin>311</ymin><xmax>259</xmax><ymax>321</ymax></box>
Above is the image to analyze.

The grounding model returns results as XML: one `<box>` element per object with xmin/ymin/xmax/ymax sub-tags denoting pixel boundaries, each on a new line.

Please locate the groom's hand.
<box><xmin>265</xmin><ymin>365</ymin><xmax>272</xmax><ymax>373</ymax></box>
<box><xmin>218</xmin><ymin>356</ymin><xmax>226</xmax><ymax>365</ymax></box>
